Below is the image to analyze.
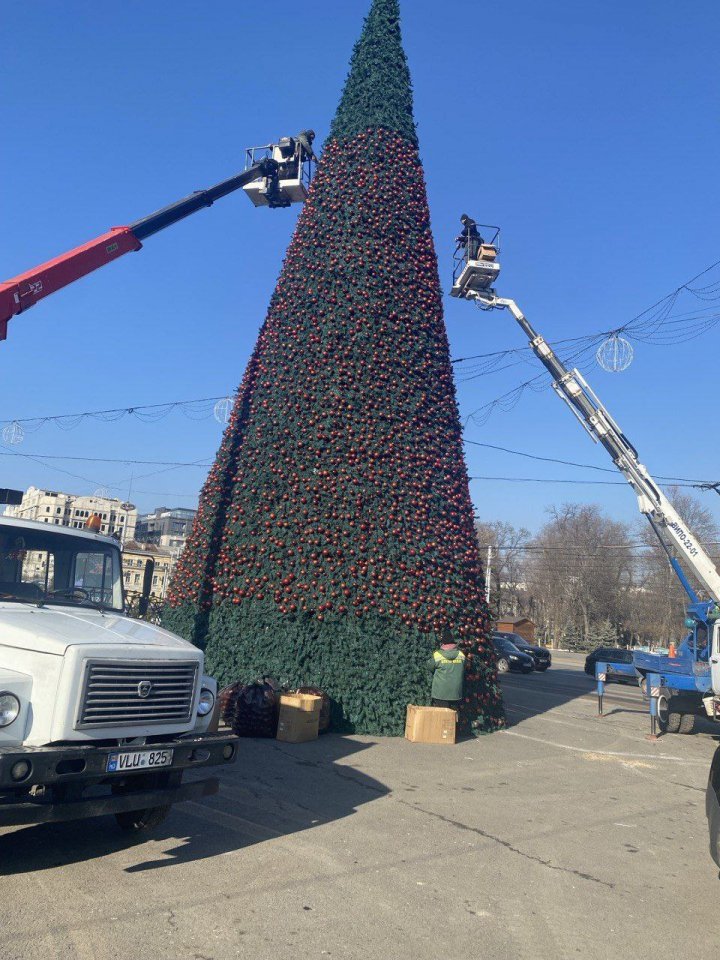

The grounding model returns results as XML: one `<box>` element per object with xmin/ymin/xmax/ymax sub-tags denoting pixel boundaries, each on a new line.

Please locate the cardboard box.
<box><xmin>405</xmin><ymin>705</ymin><xmax>457</xmax><ymax>745</ymax></box>
<box><xmin>276</xmin><ymin>693</ymin><xmax>322</xmax><ymax>743</ymax></box>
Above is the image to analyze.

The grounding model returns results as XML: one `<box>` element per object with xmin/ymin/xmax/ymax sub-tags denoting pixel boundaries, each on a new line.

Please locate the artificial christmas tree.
<box><xmin>164</xmin><ymin>0</ymin><xmax>504</xmax><ymax>736</ymax></box>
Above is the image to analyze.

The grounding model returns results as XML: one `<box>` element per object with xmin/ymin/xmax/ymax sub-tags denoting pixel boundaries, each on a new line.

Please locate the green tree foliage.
<box><xmin>587</xmin><ymin>619</ymin><xmax>619</xmax><ymax>648</ymax></box>
<box><xmin>163</xmin><ymin>0</ymin><xmax>503</xmax><ymax>736</ymax></box>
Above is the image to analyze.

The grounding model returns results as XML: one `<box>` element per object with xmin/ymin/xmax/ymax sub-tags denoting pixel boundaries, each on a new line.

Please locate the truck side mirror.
<box><xmin>138</xmin><ymin>558</ymin><xmax>155</xmax><ymax>617</ymax></box>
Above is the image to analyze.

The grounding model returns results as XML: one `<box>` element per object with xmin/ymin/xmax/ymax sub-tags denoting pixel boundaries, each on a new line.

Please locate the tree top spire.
<box><xmin>328</xmin><ymin>0</ymin><xmax>417</xmax><ymax>146</ymax></box>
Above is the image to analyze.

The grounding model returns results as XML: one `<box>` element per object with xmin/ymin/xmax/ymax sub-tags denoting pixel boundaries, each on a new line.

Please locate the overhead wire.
<box><xmin>1</xmin><ymin>260</ymin><xmax>719</xmax><ymax>437</ymax></box>
<box><xmin>463</xmin><ymin>438</ymin><xmax>711</xmax><ymax>484</ymax></box>
<box><xmin>0</xmin><ymin>395</ymin><xmax>232</xmax><ymax>433</ymax></box>
<box><xmin>2</xmin><ymin>261</ymin><xmax>719</xmax><ymax>507</ymax></box>
<box><xmin>470</xmin><ymin>475</ymin><xmax>698</xmax><ymax>487</ymax></box>
<box><xmin>457</xmin><ymin>257</ymin><xmax>720</xmax><ymax>424</ymax></box>
<box><xmin>0</xmin><ymin>451</ymin><xmax>212</xmax><ymax>467</ymax></box>
<box><xmin>475</xmin><ymin>542</ymin><xmax>720</xmax><ymax>551</ymax></box>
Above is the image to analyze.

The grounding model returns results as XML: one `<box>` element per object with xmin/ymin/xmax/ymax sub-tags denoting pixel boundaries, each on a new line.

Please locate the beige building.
<box><xmin>122</xmin><ymin>540</ymin><xmax>174</xmax><ymax>601</ymax></box>
<box><xmin>5</xmin><ymin>487</ymin><xmax>137</xmax><ymax>542</ymax></box>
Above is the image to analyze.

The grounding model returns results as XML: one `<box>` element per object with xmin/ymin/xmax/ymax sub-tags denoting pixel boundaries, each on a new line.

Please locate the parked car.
<box><xmin>492</xmin><ymin>631</ymin><xmax>551</xmax><ymax>671</ymax></box>
<box><xmin>492</xmin><ymin>635</ymin><xmax>534</xmax><ymax>674</ymax></box>
<box><xmin>583</xmin><ymin>646</ymin><xmax>635</xmax><ymax>683</ymax></box>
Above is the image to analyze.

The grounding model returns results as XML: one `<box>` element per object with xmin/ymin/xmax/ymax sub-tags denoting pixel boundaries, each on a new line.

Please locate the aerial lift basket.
<box><xmin>243</xmin><ymin>138</ymin><xmax>314</xmax><ymax>208</ymax></box>
<box><xmin>450</xmin><ymin>225</ymin><xmax>502</xmax><ymax>300</ymax></box>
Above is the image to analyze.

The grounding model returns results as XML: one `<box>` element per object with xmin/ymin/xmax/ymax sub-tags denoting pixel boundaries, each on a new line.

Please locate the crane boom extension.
<box><xmin>0</xmin><ymin>156</ymin><xmax>282</xmax><ymax>341</ymax></box>
<box><xmin>490</xmin><ymin>294</ymin><xmax>720</xmax><ymax>603</ymax></box>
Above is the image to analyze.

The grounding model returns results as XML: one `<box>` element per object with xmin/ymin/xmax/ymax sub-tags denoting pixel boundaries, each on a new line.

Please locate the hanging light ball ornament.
<box><xmin>2</xmin><ymin>421</ymin><xmax>24</xmax><ymax>445</ymax></box>
<box><xmin>596</xmin><ymin>333</ymin><xmax>634</xmax><ymax>373</ymax></box>
<box><xmin>214</xmin><ymin>397</ymin><xmax>234</xmax><ymax>425</ymax></box>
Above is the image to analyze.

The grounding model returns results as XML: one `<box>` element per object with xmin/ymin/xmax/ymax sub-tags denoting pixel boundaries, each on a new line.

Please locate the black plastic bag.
<box><xmin>218</xmin><ymin>680</ymin><xmax>245</xmax><ymax>726</ymax></box>
<box><xmin>231</xmin><ymin>677</ymin><xmax>281</xmax><ymax>738</ymax></box>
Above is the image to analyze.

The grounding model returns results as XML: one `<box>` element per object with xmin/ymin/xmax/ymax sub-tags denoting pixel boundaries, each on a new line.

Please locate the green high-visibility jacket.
<box><xmin>428</xmin><ymin>647</ymin><xmax>466</xmax><ymax>702</ymax></box>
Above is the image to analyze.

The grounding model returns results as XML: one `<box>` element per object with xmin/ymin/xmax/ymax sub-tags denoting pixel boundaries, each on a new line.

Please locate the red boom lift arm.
<box><xmin>0</xmin><ymin>156</ymin><xmax>282</xmax><ymax>341</ymax></box>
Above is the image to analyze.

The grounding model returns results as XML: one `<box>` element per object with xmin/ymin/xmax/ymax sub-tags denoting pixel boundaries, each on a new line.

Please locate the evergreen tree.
<box><xmin>588</xmin><ymin>619</ymin><xmax>619</xmax><ymax>648</ymax></box>
<box><xmin>163</xmin><ymin>0</ymin><xmax>504</xmax><ymax>736</ymax></box>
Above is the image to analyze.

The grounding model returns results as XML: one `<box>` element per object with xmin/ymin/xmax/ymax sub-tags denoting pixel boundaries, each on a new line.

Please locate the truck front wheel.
<box><xmin>115</xmin><ymin>805</ymin><xmax>171</xmax><ymax>832</ymax></box>
<box><xmin>112</xmin><ymin>770</ymin><xmax>177</xmax><ymax>833</ymax></box>
<box><xmin>657</xmin><ymin>689</ymin><xmax>682</xmax><ymax>734</ymax></box>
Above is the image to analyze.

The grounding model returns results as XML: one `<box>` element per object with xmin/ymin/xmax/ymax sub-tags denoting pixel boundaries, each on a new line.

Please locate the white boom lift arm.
<box><xmin>451</xmin><ymin>246</ymin><xmax>720</xmax><ymax>605</ymax></box>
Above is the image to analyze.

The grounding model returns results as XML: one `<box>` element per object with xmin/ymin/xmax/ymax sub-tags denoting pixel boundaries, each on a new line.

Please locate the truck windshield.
<box><xmin>0</xmin><ymin>527</ymin><xmax>123</xmax><ymax>611</ymax></box>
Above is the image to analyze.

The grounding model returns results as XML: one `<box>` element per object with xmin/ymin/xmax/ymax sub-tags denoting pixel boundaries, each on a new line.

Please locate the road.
<box><xmin>1</xmin><ymin>652</ymin><xmax>717</xmax><ymax>960</ymax></box>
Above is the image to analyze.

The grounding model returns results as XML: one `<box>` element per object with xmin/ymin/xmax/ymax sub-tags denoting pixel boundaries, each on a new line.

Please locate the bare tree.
<box><xmin>626</xmin><ymin>488</ymin><xmax>720</xmax><ymax>647</ymax></box>
<box><xmin>475</xmin><ymin>519</ymin><xmax>531</xmax><ymax>619</ymax></box>
<box><xmin>525</xmin><ymin>504</ymin><xmax>634</xmax><ymax>648</ymax></box>
<box><xmin>476</xmin><ymin>489</ymin><xmax>720</xmax><ymax>650</ymax></box>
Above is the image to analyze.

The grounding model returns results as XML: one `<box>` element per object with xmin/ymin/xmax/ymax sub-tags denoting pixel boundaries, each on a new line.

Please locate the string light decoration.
<box><xmin>2</xmin><ymin>422</ymin><xmax>24</xmax><ymax>445</ymax></box>
<box><xmin>163</xmin><ymin>0</ymin><xmax>504</xmax><ymax>736</ymax></box>
<box><xmin>596</xmin><ymin>333</ymin><xmax>634</xmax><ymax>372</ymax></box>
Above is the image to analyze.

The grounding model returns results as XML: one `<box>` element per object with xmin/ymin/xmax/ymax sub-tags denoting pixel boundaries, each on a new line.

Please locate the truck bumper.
<box><xmin>0</xmin><ymin>776</ymin><xmax>220</xmax><ymax>827</ymax></box>
<box><xmin>0</xmin><ymin>732</ymin><xmax>238</xmax><ymax>826</ymax></box>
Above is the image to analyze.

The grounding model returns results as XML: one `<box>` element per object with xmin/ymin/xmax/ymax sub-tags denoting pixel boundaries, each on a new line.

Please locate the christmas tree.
<box><xmin>164</xmin><ymin>0</ymin><xmax>504</xmax><ymax>736</ymax></box>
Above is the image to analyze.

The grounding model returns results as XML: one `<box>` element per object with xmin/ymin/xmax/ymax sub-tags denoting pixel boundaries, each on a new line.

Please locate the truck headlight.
<box><xmin>0</xmin><ymin>692</ymin><xmax>20</xmax><ymax>727</ymax></box>
<box><xmin>197</xmin><ymin>688</ymin><xmax>215</xmax><ymax>717</ymax></box>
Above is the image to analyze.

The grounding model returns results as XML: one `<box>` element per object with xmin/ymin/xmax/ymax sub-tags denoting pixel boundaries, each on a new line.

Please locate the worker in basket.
<box><xmin>455</xmin><ymin>214</ymin><xmax>484</xmax><ymax>262</ymax></box>
<box><xmin>266</xmin><ymin>130</ymin><xmax>316</xmax><ymax>207</ymax></box>
<box><xmin>295</xmin><ymin>129</ymin><xmax>317</xmax><ymax>163</ymax></box>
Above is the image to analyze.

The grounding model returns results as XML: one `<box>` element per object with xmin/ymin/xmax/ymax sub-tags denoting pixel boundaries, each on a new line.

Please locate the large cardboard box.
<box><xmin>276</xmin><ymin>693</ymin><xmax>322</xmax><ymax>743</ymax></box>
<box><xmin>405</xmin><ymin>705</ymin><xmax>457</xmax><ymax>745</ymax></box>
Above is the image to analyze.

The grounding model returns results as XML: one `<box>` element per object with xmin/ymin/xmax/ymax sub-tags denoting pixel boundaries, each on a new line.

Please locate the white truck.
<box><xmin>0</xmin><ymin>513</ymin><xmax>237</xmax><ymax>832</ymax></box>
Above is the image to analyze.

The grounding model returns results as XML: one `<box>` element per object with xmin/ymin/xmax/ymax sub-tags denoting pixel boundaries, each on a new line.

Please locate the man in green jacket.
<box><xmin>428</xmin><ymin>627</ymin><xmax>466</xmax><ymax>709</ymax></box>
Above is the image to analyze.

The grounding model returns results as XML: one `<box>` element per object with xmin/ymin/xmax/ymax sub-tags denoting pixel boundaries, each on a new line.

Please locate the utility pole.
<box><xmin>485</xmin><ymin>544</ymin><xmax>493</xmax><ymax>605</ymax></box>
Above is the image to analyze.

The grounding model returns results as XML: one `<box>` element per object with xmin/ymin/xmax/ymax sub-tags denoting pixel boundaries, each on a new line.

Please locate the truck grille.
<box><xmin>77</xmin><ymin>659</ymin><xmax>199</xmax><ymax>728</ymax></box>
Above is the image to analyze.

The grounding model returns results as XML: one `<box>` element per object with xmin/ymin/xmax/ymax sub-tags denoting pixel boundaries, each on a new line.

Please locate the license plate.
<box><xmin>106</xmin><ymin>749</ymin><xmax>174</xmax><ymax>773</ymax></box>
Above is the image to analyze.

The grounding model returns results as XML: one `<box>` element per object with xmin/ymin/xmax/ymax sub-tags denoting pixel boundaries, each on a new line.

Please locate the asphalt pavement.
<box><xmin>1</xmin><ymin>651</ymin><xmax>718</xmax><ymax>960</ymax></box>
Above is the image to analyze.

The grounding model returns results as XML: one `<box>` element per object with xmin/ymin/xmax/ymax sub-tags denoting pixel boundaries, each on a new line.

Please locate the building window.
<box><xmin>134</xmin><ymin>574</ymin><xmax>140</xmax><ymax>585</ymax></box>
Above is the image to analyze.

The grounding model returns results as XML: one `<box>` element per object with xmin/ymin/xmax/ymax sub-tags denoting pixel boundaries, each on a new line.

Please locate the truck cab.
<box><xmin>0</xmin><ymin>515</ymin><xmax>237</xmax><ymax>833</ymax></box>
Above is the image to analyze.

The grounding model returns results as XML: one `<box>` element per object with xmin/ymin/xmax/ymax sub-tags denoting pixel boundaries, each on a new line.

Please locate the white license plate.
<box><xmin>106</xmin><ymin>749</ymin><xmax>174</xmax><ymax>773</ymax></box>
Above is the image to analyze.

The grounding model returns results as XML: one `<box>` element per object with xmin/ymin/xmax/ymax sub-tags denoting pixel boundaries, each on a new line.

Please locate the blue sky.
<box><xmin>2</xmin><ymin>0</ymin><xmax>719</xmax><ymax>535</ymax></box>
